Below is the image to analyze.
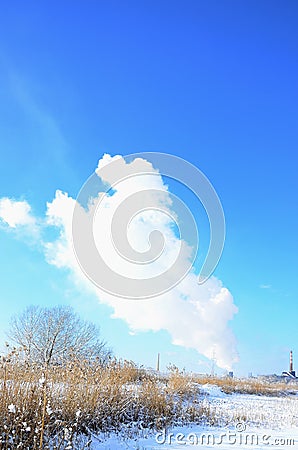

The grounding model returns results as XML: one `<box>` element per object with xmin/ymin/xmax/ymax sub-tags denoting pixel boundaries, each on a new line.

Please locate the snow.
<box><xmin>8</xmin><ymin>403</ymin><xmax>16</xmax><ymax>414</ymax></box>
<box><xmin>92</xmin><ymin>426</ymin><xmax>298</xmax><ymax>449</ymax></box>
<box><xmin>90</xmin><ymin>385</ymin><xmax>298</xmax><ymax>449</ymax></box>
<box><xmin>199</xmin><ymin>383</ymin><xmax>229</xmax><ymax>399</ymax></box>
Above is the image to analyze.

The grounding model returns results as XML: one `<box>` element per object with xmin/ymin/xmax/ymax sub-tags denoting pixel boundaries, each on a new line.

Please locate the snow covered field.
<box><xmin>93</xmin><ymin>384</ymin><xmax>298</xmax><ymax>449</ymax></box>
<box><xmin>2</xmin><ymin>361</ymin><xmax>298</xmax><ymax>449</ymax></box>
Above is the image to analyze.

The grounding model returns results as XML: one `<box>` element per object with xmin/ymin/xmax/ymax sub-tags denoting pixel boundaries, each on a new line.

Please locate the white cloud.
<box><xmin>0</xmin><ymin>198</ymin><xmax>36</xmax><ymax>228</ymax></box>
<box><xmin>102</xmin><ymin>275</ymin><xmax>238</xmax><ymax>369</ymax></box>
<box><xmin>260</xmin><ymin>284</ymin><xmax>272</xmax><ymax>289</ymax></box>
<box><xmin>0</xmin><ymin>154</ymin><xmax>239</xmax><ymax>370</ymax></box>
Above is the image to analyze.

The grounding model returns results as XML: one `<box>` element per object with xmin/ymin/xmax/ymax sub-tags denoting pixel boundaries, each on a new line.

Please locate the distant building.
<box><xmin>282</xmin><ymin>351</ymin><xmax>296</xmax><ymax>379</ymax></box>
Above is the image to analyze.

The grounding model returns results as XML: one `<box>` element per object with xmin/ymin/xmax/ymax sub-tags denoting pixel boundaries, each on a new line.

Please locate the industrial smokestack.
<box><xmin>290</xmin><ymin>351</ymin><xmax>293</xmax><ymax>373</ymax></box>
<box><xmin>281</xmin><ymin>350</ymin><xmax>296</xmax><ymax>379</ymax></box>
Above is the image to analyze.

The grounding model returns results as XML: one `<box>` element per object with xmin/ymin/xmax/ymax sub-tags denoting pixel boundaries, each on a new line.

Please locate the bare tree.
<box><xmin>7</xmin><ymin>305</ymin><xmax>112</xmax><ymax>367</ymax></box>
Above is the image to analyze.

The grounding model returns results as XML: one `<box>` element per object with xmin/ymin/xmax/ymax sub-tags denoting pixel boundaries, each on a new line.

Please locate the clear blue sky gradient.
<box><xmin>0</xmin><ymin>1</ymin><xmax>297</xmax><ymax>376</ymax></box>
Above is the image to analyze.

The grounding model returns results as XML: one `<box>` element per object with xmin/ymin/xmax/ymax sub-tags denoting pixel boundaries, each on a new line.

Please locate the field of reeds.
<box><xmin>1</xmin><ymin>350</ymin><xmax>297</xmax><ymax>449</ymax></box>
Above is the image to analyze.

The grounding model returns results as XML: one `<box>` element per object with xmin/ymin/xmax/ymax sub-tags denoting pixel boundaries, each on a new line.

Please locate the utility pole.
<box><xmin>156</xmin><ymin>352</ymin><xmax>160</xmax><ymax>371</ymax></box>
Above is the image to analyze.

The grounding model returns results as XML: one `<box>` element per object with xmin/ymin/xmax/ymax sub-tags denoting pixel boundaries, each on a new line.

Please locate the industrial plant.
<box><xmin>282</xmin><ymin>350</ymin><xmax>297</xmax><ymax>380</ymax></box>
<box><xmin>259</xmin><ymin>350</ymin><xmax>298</xmax><ymax>383</ymax></box>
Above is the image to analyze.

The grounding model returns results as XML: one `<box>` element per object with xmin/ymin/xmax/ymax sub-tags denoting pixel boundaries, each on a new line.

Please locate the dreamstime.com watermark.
<box><xmin>72</xmin><ymin>152</ymin><xmax>225</xmax><ymax>300</ymax></box>
<box><xmin>155</xmin><ymin>423</ymin><xmax>296</xmax><ymax>446</ymax></box>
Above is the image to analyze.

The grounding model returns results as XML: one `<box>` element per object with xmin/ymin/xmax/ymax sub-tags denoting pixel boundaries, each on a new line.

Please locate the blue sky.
<box><xmin>0</xmin><ymin>1</ymin><xmax>297</xmax><ymax>376</ymax></box>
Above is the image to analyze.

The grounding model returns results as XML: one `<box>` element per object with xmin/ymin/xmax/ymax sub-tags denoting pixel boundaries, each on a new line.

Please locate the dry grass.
<box><xmin>0</xmin><ymin>353</ymin><xmax>211</xmax><ymax>449</ymax></box>
<box><xmin>0</xmin><ymin>351</ymin><xmax>295</xmax><ymax>449</ymax></box>
<box><xmin>165</xmin><ymin>365</ymin><xmax>200</xmax><ymax>400</ymax></box>
<box><xmin>194</xmin><ymin>374</ymin><xmax>298</xmax><ymax>396</ymax></box>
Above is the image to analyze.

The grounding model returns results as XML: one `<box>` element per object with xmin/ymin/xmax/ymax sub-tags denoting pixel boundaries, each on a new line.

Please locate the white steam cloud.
<box><xmin>0</xmin><ymin>154</ymin><xmax>238</xmax><ymax>370</ymax></box>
